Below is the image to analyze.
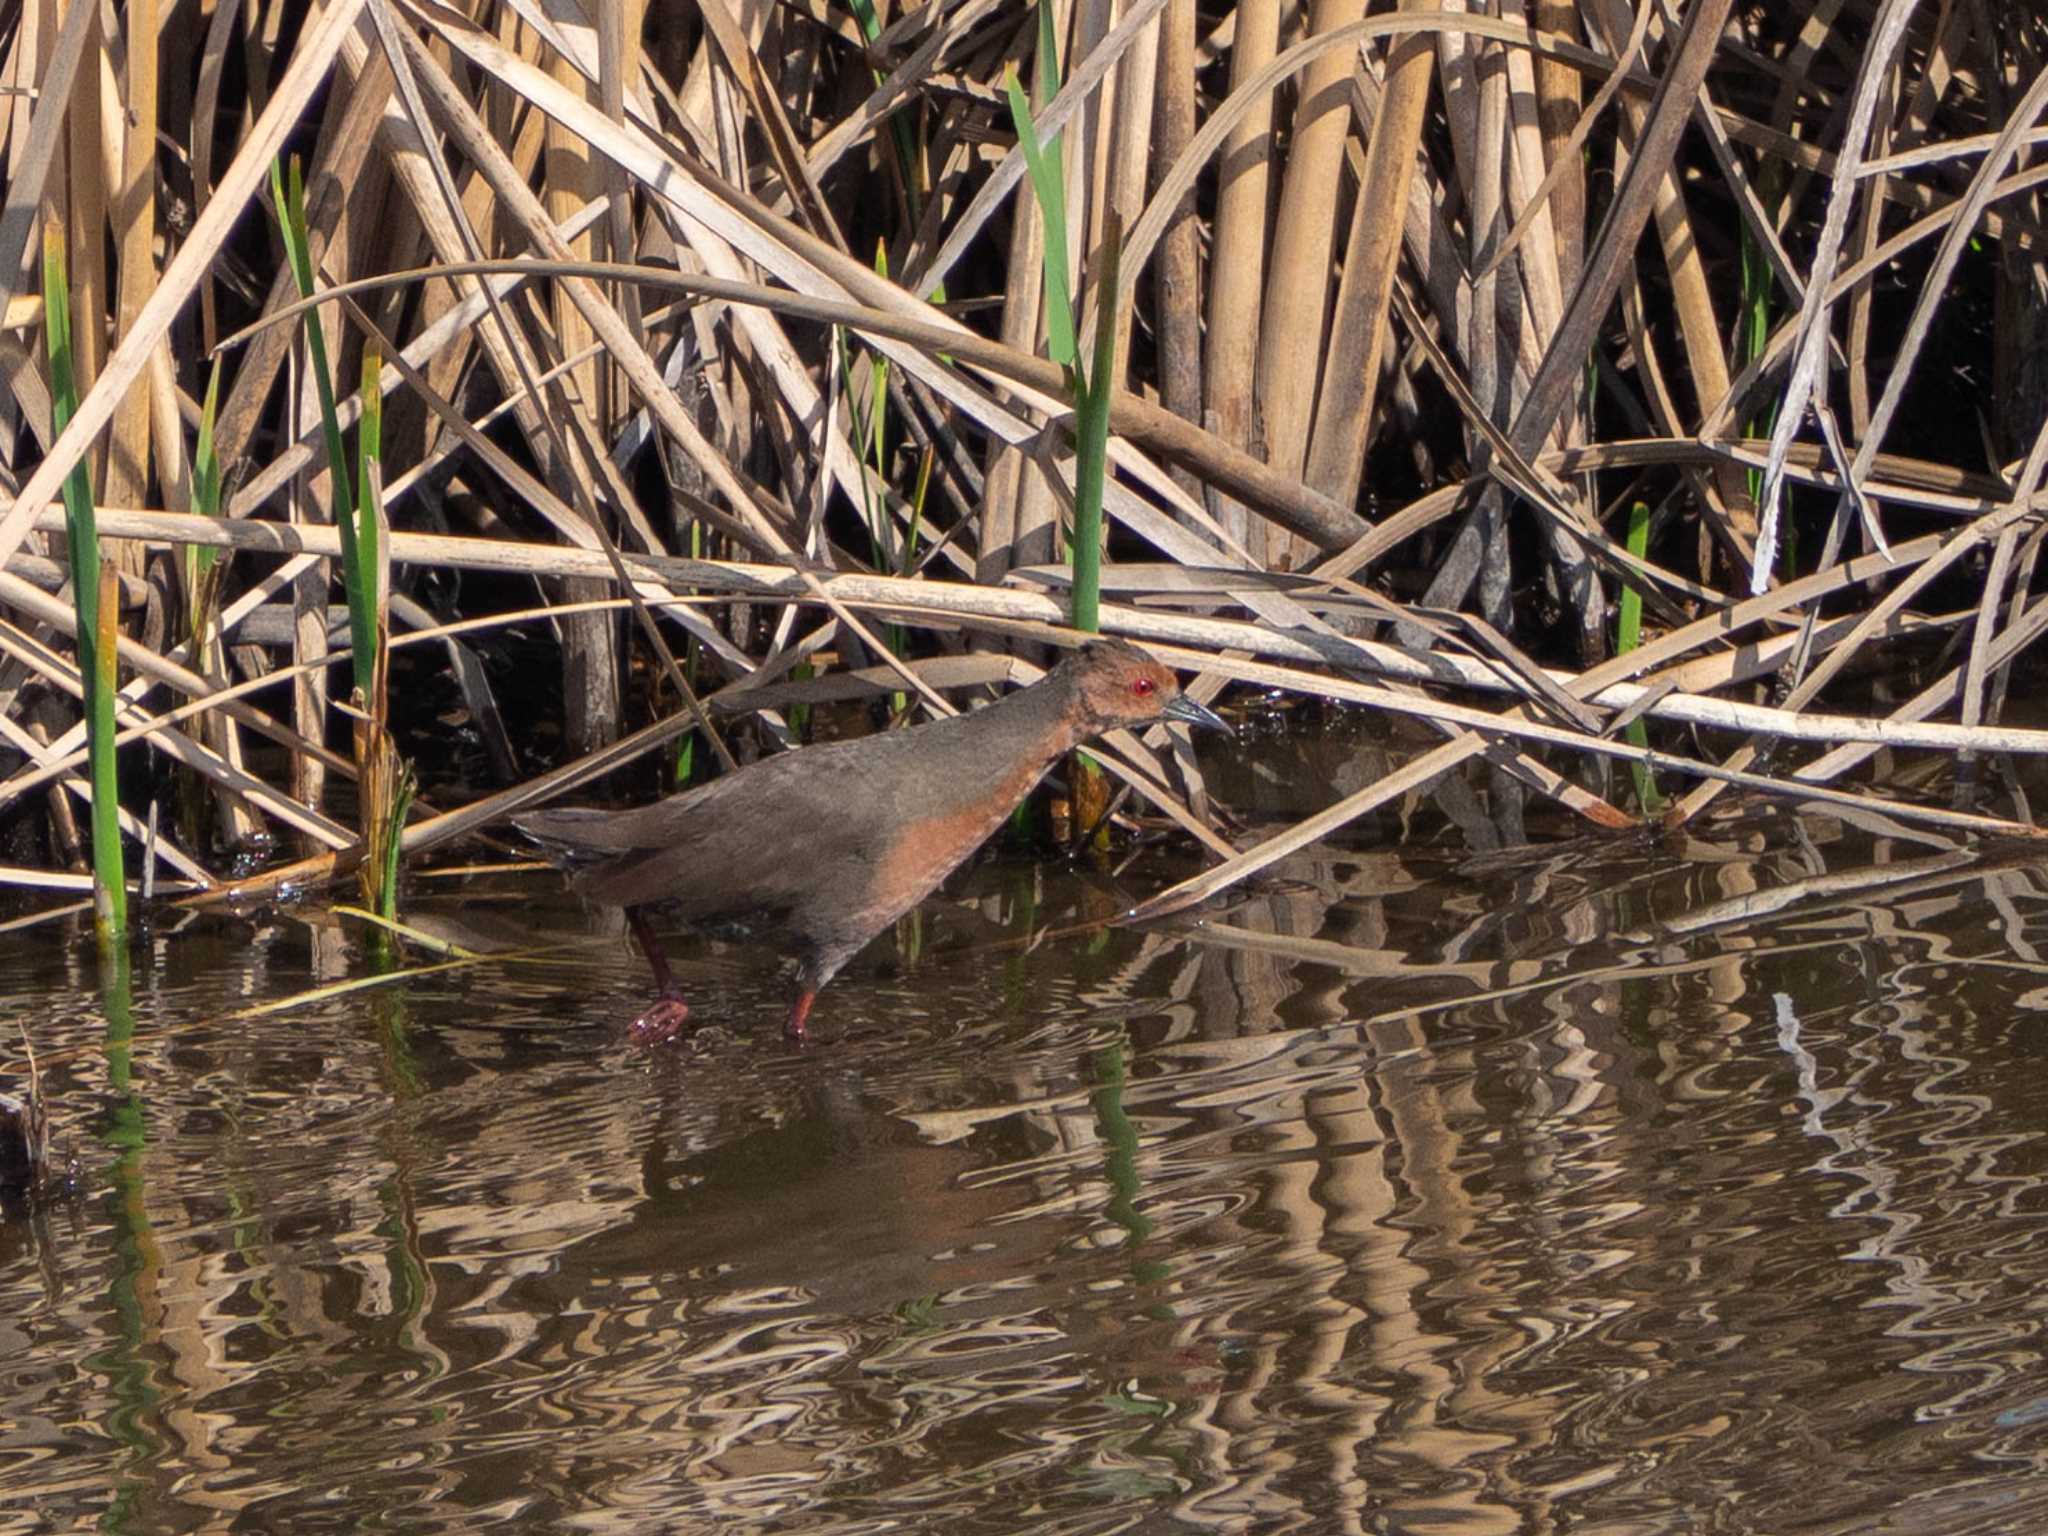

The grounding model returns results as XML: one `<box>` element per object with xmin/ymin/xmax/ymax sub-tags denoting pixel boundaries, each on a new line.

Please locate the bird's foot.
<box><xmin>783</xmin><ymin>990</ymin><xmax>817</xmax><ymax>1046</ymax></box>
<box><xmin>628</xmin><ymin>990</ymin><xmax>692</xmax><ymax>1046</ymax></box>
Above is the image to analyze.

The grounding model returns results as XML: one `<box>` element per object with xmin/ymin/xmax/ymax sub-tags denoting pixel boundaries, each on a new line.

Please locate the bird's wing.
<box><xmin>515</xmin><ymin>754</ymin><xmax>880</xmax><ymax>915</ymax></box>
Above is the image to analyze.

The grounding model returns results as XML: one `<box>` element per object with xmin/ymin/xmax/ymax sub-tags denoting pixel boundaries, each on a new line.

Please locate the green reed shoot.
<box><xmin>787</xmin><ymin>660</ymin><xmax>814</xmax><ymax>742</ymax></box>
<box><xmin>1007</xmin><ymin>6</ymin><xmax>1124</xmax><ymax>846</ymax></box>
<box><xmin>1006</xmin><ymin>2</ymin><xmax>1120</xmax><ymax>635</ymax></box>
<box><xmin>273</xmin><ymin>161</ymin><xmax>411</xmax><ymax>925</ymax></box>
<box><xmin>272</xmin><ymin>155</ymin><xmax>376</xmax><ymax>700</ymax></box>
<box><xmin>1069</xmin><ymin>221</ymin><xmax>1121</xmax><ymax>636</ymax></box>
<box><xmin>350</xmin><ymin>354</ymin><xmax>382</xmax><ymax>679</ymax></box>
<box><xmin>1617</xmin><ymin>500</ymin><xmax>1662</xmax><ymax>815</ymax></box>
<box><xmin>355</xmin><ymin>347</ymin><xmax>413</xmax><ymax>930</ymax></box>
<box><xmin>1738</xmin><ymin>162</ymin><xmax>1787</xmax><ymax>570</ymax></box>
<box><xmin>842</xmin><ymin>0</ymin><xmax>937</xmax><ymax>298</ymax></box>
<box><xmin>185</xmin><ymin>359</ymin><xmax>225</xmax><ymax>627</ymax></box>
<box><xmin>368</xmin><ymin>762</ymin><xmax>416</xmax><ymax>936</ymax></box>
<box><xmin>43</xmin><ymin>223</ymin><xmax>126</xmax><ymax>940</ymax></box>
<box><xmin>176</xmin><ymin>361</ymin><xmax>233</xmax><ymax>853</ymax></box>
<box><xmin>1005</xmin><ymin>7</ymin><xmax>1076</xmax><ymax>375</ymax></box>
<box><xmin>835</xmin><ymin>246</ymin><xmax>919</xmax><ymax>712</ymax></box>
<box><xmin>356</xmin><ymin>347</ymin><xmax>388</xmax><ymax>671</ymax></box>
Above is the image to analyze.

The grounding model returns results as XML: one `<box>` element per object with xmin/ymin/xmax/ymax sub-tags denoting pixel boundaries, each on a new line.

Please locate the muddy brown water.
<box><xmin>4</xmin><ymin>805</ymin><xmax>2048</xmax><ymax>1533</ymax></box>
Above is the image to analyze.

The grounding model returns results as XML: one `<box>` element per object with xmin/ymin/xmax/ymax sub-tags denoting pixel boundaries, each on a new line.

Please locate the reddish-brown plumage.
<box><xmin>515</xmin><ymin>639</ymin><xmax>1228</xmax><ymax>1044</ymax></box>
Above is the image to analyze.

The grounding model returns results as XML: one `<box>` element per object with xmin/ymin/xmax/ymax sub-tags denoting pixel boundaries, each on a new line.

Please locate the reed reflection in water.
<box><xmin>3</xmin><ymin>806</ymin><xmax>2048</xmax><ymax>1533</ymax></box>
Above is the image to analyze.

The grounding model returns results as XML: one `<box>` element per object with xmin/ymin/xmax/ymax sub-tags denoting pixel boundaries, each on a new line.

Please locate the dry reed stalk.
<box><xmin>1531</xmin><ymin>1</ymin><xmax>1584</xmax><ymax>298</ymax></box>
<box><xmin>0</xmin><ymin>1</ymin><xmax>95</xmax><ymax>430</ymax></box>
<box><xmin>54</xmin><ymin>504</ymin><xmax>2048</xmax><ymax>767</ymax></box>
<box><xmin>1963</xmin><ymin>425</ymin><xmax>2048</xmax><ymax>746</ymax></box>
<box><xmin>211</xmin><ymin>46</ymin><xmax>392</xmax><ymax>500</ymax></box>
<box><xmin>1674</xmin><ymin>45</ymin><xmax>2048</xmax><ymax>814</ymax></box>
<box><xmin>0</xmin><ymin>558</ymin><xmax>353</xmax><ymax>780</ymax></box>
<box><xmin>388</xmin><ymin>46</ymin><xmax>949</xmax><ymax>720</ymax></box>
<box><xmin>104</xmin><ymin>0</ymin><xmax>158</xmax><ymax>558</ymax></box>
<box><xmin>1588</xmin><ymin>1</ymin><xmax>1751</xmax><ymax>529</ymax></box>
<box><xmin>0</xmin><ymin>0</ymin><xmax>369</xmax><ymax>569</ymax></box>
<box><xmin>1152</xmin><ymin>0</ymin><xmax>1201</xmax><ymax>506</ymax></box>
<box><xmin>0</xmin><ymin>0</ymin><xmax>2042</xmax><ymax>918</ymax></box>
<box><xmin>0</xmin><ymin>606</ymin><xmax>342</xmax><ymax>853</ymax></box>
<box><xmin>542</xmin><ymin>6</ymin><xmax>622</xmax><ymax>760</ymax></box>
<box><xmin>0</xmin><ymin>584</ymin><xmax>581</xmax><ymax>814</ymax></box>
<box><xmin>191</xmin><ymin>0</ymin><xmax>248</xmax><ymax>353</ymax></box>
<box><xmin>1497</xmin><ymin>0</ymin><xmax>1563</xmax><ymax>351</ymax></box>
<box><xmin>1751</xmin><ymin>0</ymin><xmax>1922</xmax><ymax>588</ymax></box>
<box><xmin>1202</xmin><ymin>0</ymin><xmax>1277</xmax><ymax>558</ymax></box>
<box><xmin>1102</xmin><ymin>2</ymin><xmax>1158</xmax><ymax>384</ymax></box>
<box><xmin>1256</xmin><ymin>0</ymin><xmax>1366</xmax><ymax>569</ymax></box>
<box><xmin>235</xmin><ymin>252</ymin><xmax>1370</xmax><ymax>554</ymax></box>
<box><xmin>62</xmin><ymin>0</ymin><xmax>105</xmax><ymax>498</ymax></box>
<box><xmin>1302</xmin><ymin>0</ymin><xmax>1436</xmax><ymax>512</ymax></box>
<box><xmin>966</xmin><ymin>20</ymin><xmax>1048</xmax><ymax>589</ymax></box>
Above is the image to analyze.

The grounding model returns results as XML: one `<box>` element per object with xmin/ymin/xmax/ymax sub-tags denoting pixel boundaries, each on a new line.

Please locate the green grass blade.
<box><xmin>1069</xmin><ymin>216</ymin><xmax>1122</xmax><ymax>635</ymax></box>
<box><xmin>906</xmin><ymin>443</ymin><xmax>932</xmax><ymax>570</ymax></box>
<box><xmin>1617</xmin><ymin>500</ymin><xmax>1663</xmax><ymax>815</ymax></box>
<box><xmin>43</xmin><ymin>223</ymin><xmax>125</xmax><ymax>938</ymax></box>
<box><xmin>43</xmin><ymin>226</ymin><xmax>97</xmax><ymax>652</ymax></box>
<box><xmin>1034</xmin><ymin>0</ymin><xmax>1063</xmax><ymax>102</ymax></box>
<box><xmin>845</xmin><ymin>0</ymin><xmax>881</xmax><ymax>41</ymax></box>
<box><xmin>358</xmin><ymin>345</ymin><xmax>386</xmax><ymax>646</ymax></box>
<box><xmin>375</xmin><ymin>765</ymin><xmax>415</xmax><ymax>925</ymax></box>
<box><xmin>1737</xmin><ymin>162</ymin><xmax>1786</xmax><ymax>568</ymax></box>
<box><xmin>1615</xmin><ymin>503</ymin><xmax>1649</xmax><ymax>656</ymax></box>
<box><xmin>92</xmin><ymin>563</ymin><xmax>126</xmax><ymax>934</ymax></box>
<box><xmin>272</xmin><ymin>156</ymin><xmax>374</xmax><ymax>698</ymax></box>
<box><xmin>841</xmin><ymin>0</ymin><xmax>941</xmax><ymax>307</ymax></box>
<box><xmin>186</xmin><ymin>358</ymin><xmax>224</xmax><ymax>622</ymax></box>
<box><xmin>192</xmin><ymin>358</ymin><xmax>223</xmax><ymax>519</ymax></box>
<box><xmin>355</xmin><ymin>345</ymin><xmax>411</xmax><ymax>928</ymax></box>
<box><xmin>1004</xmin><ymin>64</ymin><xmax>1076</xmax><ymax>371</ymax></box>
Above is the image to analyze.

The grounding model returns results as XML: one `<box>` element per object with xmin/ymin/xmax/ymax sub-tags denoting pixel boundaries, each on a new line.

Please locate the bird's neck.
<box><xmin>964</xmin><ymin>666</ymin><xmax>1091</xmax><ymax>764</ymax></box>
<box><xmin>905</xmin><ymin>670</ymin><xmax>1091</xmax><ymax>823</ymax></box>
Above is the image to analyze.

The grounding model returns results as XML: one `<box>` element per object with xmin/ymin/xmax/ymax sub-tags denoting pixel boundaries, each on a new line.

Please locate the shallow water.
<box><xmin>5</xmin><ymin>806</ymin><xmax>2048</xmax><ymax>1533</ymax></box>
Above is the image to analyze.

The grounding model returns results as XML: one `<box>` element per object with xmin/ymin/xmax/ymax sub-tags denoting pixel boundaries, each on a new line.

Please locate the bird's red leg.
<box><xmin>784</xmin><ymin>989</ymin><xmax>817</xmax><ymax>1044</ymax></box>
<box><xmin>625</xmin><ymin>907</ymin><xmax>691</xmax><ymax>1045</ymax></box>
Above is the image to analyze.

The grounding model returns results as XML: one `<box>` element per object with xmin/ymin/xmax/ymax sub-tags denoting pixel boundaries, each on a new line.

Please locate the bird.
<box><xmin>514</xmin><ymin>638</ymin><xmax>1230</xmax><ymax>1045</ymax></box>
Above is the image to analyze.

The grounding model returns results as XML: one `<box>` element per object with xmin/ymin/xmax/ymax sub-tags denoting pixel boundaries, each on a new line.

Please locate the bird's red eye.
<box><xmin>1132</xmin><ymin>677</ymin><xmax>1157</xmax><ymax>697</ymax></box>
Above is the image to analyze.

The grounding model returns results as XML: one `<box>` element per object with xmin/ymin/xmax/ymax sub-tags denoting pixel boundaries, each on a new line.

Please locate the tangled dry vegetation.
<box><xmin>1</xmin><ymin>0</ymin><xmax>2047</xmax><ymax>926</ymax></box>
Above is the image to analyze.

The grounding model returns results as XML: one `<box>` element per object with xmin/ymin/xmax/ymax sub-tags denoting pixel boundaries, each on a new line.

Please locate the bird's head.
<box><xmin>1062</xmin><ymin>637</ymin><xmax>1232</xmax><ymax>736</ymax></box>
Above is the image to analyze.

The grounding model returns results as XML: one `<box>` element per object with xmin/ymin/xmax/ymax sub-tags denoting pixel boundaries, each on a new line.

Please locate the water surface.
<box><xmin>4</xmin><ymin>806</ymin><xmax>2048</xmax><ymax>1533</ymax></box>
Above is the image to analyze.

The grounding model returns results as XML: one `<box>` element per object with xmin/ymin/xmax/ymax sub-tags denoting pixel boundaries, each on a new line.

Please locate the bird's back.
<box><xmin>515</xmin><ymin>689</ymin><xmax>1072</xmax><ymax>936</ymax></box>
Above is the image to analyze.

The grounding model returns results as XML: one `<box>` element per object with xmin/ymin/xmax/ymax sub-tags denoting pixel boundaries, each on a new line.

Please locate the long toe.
<box><xmin>783</xmin><ymin>990</ymin><xmax>817</xmax><ymax>1045</ymax></box>
<box><xmin>628</xmin><ymin>993</ymin><xmax>692</xmax><ymax>1046</ymax></box>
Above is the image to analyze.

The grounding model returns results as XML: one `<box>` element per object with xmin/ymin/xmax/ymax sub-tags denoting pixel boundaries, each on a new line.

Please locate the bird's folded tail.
<box><xmin>512</xmin><ymin>808</ymin><xmax>639</xmax><ymax>874</ymax></box>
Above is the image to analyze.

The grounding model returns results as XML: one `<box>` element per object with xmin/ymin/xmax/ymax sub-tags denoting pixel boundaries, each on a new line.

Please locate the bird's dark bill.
<box><xmin>1162</xmin><ymin>694</ymin><xmax>1232</xmax><ymax>734</ymax></box>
